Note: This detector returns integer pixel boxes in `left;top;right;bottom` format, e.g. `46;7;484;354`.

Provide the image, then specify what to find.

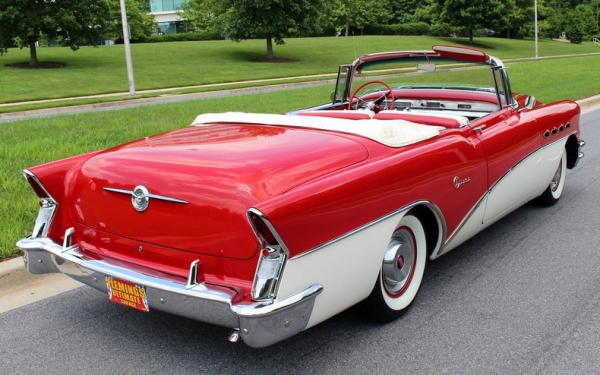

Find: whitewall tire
535;150;567;206
362;214;427;322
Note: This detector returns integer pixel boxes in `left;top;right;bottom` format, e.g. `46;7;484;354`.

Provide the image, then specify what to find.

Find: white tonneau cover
192;112;444;148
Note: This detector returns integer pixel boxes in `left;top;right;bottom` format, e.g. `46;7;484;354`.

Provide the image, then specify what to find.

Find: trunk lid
71;124;368;260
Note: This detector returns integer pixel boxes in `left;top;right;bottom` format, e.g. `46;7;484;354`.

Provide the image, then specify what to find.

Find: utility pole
534;0;539;59
119;0;136;96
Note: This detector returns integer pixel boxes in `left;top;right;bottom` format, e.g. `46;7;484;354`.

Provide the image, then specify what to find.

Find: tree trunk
469;27;474;42
266;37;273;60
29;39;38;67
345;24;350;37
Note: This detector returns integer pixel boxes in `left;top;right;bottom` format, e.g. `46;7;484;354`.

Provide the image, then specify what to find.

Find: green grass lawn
1;54;600;259
2;36;600;104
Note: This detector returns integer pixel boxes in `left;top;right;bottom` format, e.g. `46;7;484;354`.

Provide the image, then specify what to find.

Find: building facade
149;0;185;34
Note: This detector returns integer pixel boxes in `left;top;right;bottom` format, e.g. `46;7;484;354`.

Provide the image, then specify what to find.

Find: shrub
430;23;455;37
568;32;583;44
366;22;431;36
115;31;222;44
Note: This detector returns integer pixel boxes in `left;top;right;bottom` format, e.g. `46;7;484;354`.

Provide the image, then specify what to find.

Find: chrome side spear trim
104;187;188;204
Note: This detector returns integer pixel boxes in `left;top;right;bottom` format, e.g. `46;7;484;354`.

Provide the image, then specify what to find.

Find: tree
591;0;600;29
387;0;436;24
107;0;155;41
182;0;221;32
496;0;534;38
328;0;390;36
564;4;599;42
438;0;506;41
0;0;110;67
184;0;327;60
545;2;598;40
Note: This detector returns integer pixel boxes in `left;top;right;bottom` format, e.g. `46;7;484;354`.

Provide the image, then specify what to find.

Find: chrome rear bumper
16;236;322;348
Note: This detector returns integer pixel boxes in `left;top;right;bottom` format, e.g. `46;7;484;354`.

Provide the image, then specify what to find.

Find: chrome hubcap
382;228;416;296
550;160;563;192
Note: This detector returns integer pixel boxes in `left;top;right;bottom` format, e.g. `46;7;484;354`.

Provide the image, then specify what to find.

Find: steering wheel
348;80;395;111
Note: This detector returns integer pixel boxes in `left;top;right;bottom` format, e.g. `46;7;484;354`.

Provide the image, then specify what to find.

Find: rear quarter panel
258;132;487;325
257;132;487;259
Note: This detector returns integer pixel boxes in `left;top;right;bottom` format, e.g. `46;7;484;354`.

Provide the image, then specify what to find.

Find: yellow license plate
105;276;149;312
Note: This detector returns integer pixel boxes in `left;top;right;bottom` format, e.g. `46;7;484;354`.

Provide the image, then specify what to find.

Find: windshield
351;57;498;97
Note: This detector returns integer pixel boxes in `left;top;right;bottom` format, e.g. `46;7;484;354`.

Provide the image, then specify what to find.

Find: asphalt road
1;109;599;375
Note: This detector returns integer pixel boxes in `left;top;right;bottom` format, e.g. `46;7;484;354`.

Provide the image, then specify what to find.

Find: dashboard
381;99;498;120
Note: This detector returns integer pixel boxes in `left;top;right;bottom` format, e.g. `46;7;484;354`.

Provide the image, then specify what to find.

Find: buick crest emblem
132;185;150;212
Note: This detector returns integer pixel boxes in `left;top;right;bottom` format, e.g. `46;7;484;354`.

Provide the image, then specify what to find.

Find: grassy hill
1;35;599;104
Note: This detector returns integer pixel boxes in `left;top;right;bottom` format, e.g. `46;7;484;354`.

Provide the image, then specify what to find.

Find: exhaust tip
228;329;241;343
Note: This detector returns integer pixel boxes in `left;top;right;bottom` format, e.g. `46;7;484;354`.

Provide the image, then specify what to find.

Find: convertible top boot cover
193;112;444;147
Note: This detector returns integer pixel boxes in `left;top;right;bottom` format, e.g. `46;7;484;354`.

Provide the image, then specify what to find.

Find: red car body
17;46;585;347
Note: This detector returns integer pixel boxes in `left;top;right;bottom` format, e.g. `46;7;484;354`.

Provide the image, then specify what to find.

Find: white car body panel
276;208;411;328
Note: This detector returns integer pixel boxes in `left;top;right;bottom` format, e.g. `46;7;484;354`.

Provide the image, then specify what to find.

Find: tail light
247;208;288;302
24;170;57;238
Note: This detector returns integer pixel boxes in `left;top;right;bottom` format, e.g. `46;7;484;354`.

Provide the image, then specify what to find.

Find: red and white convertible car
17;46;585;347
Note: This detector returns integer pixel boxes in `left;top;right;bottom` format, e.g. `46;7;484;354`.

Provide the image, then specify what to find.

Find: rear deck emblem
104;186;188;212
132;185;150;212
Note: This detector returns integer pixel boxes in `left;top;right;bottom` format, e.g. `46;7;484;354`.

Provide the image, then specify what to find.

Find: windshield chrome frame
332;64;353;104
332;51;514;110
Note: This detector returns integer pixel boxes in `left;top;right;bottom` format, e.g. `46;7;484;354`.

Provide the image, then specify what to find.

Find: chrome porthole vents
247;208;289;302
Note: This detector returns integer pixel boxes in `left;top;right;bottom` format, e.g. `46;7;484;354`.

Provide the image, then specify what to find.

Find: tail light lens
247;208;288;302
24;170;57;238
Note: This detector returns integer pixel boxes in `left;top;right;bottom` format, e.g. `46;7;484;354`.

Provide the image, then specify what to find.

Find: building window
150;0;184;13
156;21;187;34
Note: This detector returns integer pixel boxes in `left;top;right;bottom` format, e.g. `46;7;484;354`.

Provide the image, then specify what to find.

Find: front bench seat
374;111;468;128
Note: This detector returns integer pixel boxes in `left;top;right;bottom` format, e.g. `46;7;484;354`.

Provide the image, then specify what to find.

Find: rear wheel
535;151;567;207
362;214;427;322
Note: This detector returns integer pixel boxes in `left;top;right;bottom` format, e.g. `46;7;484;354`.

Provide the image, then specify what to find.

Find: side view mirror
524;95;536;110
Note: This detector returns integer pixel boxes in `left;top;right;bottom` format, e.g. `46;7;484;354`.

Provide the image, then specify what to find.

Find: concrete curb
0;253;81;314
0;79;333;123
577;94;600;113
0;257;24;279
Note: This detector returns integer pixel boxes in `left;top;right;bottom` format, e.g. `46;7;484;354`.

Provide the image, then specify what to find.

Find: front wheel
362;214;427;323
535;151;567;207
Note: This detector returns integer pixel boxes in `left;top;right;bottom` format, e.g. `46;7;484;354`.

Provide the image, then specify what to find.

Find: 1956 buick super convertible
17;46;585;348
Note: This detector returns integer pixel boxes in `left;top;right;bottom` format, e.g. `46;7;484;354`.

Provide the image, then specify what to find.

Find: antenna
352;30;357;60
